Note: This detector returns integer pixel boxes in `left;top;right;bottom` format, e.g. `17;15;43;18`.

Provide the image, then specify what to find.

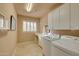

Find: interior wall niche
10;15;16;31
0;14;4;29
0;13;10;31
0;14;8;38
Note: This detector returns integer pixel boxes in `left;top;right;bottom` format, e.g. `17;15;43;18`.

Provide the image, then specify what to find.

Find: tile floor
15;41;43;56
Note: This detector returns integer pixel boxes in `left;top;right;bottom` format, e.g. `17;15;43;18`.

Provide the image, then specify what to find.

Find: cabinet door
42;39;51;56
51;45;70;56
71;4;79;30
48;10;54;30
53;8;60;29
59;4;70;29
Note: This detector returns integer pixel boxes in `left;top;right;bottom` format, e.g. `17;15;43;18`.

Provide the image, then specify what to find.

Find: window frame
23;21;37;32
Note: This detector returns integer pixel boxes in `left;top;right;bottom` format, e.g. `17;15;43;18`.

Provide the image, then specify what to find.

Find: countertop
51;39;79;56
35;33;79;56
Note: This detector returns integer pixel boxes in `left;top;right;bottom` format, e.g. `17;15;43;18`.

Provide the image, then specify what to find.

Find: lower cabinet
38;37;51;56
51;45;70;56
42;39;51;56
38;38;70;56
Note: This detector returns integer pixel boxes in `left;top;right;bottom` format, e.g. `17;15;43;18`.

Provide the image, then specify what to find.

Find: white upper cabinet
48;4;70;30
48;7;60;30
48;10;54;30
71;4;79;30
53;8;60;29
48;3;79;30
59;4;70;29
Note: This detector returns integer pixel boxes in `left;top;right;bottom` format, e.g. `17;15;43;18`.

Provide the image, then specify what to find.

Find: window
23;21;37;32
0;15;4;29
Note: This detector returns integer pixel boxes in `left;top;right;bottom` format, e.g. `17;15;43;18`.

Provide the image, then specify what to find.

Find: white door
71;4;79;30
59;4;70;29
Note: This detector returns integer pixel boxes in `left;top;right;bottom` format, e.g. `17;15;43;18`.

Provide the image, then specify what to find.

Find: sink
42;34;60;41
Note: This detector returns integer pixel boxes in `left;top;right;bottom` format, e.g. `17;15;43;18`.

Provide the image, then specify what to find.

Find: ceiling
14;3;61;18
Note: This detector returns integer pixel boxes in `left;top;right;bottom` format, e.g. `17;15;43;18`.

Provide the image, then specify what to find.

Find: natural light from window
23;21;37;32
0;16;4;28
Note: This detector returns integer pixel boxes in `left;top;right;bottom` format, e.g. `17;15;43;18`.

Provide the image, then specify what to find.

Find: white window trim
23;21;37;32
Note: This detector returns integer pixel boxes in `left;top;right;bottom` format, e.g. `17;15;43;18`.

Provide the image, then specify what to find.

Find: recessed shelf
0;14;9;31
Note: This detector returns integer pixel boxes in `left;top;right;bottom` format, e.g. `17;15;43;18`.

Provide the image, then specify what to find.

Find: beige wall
40;14;48;33
0;4;17;55
17;15;40;43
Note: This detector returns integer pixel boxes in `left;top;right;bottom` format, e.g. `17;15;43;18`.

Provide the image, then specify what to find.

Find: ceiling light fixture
26;3;33;12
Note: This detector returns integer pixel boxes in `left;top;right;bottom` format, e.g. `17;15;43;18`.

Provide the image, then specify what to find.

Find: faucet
59;35;61;39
